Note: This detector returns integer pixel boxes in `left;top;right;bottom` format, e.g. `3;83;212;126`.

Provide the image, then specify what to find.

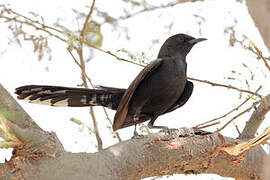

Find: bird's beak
188;38;207;44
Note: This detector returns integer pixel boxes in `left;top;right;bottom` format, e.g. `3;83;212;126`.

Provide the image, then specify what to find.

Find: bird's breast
142;59;186;107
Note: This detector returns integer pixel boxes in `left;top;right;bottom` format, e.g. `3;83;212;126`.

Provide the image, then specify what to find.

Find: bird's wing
112;59;163;131
164;80;194;113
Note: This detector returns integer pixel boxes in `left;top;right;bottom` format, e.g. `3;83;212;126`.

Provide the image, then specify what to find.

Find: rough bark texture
240;95;270;139
263;155;270;180
0;131;267;180
246;0;270;51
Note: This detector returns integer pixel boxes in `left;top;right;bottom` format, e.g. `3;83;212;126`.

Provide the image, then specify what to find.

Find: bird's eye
177;38;183;43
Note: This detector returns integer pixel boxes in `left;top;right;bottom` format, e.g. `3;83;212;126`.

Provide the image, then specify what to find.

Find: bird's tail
15;85;125;110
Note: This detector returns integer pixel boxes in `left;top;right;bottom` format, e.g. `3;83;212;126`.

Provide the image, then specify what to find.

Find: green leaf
247;94;257;101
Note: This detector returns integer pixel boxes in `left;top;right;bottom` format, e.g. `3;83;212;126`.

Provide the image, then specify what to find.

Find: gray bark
246;0;270;51
0;131;267;180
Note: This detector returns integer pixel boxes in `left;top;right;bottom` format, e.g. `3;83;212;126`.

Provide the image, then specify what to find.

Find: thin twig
67;49;83;68
102;107;122;141
1;8;136;66
67;48;122;142
80;0;96;37
89;106;103;150
108;1;199;22
7;8;64;34
1;15;66;42
196;99;249;128
196;86;262;128
188;77;262;98
75;0;104;150
233;121;241;136
84;42;145;67
216;101;260;132
250;41;270;72
70;117;92;133
196;121;220;130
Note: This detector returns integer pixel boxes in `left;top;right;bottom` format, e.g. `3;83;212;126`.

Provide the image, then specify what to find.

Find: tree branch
76;0;104;150
1;130;267;180
67;49;122;143
240;94;270;139
188;77;262;98
250;41;270;72
246;0;270;51
80;0;96;37
216;101;260;132
0;83;63;150
0;15;66;43
97;0;203;24
196;86;262;129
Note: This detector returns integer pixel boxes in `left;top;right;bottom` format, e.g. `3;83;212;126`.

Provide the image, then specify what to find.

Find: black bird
15;34;206;134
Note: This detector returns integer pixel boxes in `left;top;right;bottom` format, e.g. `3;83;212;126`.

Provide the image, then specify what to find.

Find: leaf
117;48;149;64
247;94;257;101
66;33;78;50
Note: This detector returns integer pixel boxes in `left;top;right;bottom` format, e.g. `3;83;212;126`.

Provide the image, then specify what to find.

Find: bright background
0;0;269;179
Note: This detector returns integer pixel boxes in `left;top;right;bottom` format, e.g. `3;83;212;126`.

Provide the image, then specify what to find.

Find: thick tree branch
240;94;270;139
0;83;44;145
0;83;63;154
246;0;270;51
1;130;267;180
264;155;270;179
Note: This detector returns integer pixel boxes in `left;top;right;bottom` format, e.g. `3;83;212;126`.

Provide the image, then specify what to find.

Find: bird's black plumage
15;33;206;132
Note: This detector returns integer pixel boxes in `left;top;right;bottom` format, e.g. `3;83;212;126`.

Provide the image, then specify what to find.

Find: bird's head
158;34;206;58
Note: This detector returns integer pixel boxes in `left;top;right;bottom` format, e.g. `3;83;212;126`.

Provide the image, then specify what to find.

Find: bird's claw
160;128;178;135
132;131;144;139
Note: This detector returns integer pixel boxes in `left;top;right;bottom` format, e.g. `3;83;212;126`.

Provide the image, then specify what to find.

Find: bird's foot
159;127;195;137
160;128;179;135
177;127;195;137
132;130;144;139
147;124;176;135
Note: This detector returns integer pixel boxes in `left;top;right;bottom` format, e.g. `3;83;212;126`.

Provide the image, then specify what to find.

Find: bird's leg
133;122;139;136
147;117;169;130
148;117;179;135
132;114;144;139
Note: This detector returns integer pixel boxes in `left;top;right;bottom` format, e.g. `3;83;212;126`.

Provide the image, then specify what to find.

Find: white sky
0;0;269;179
